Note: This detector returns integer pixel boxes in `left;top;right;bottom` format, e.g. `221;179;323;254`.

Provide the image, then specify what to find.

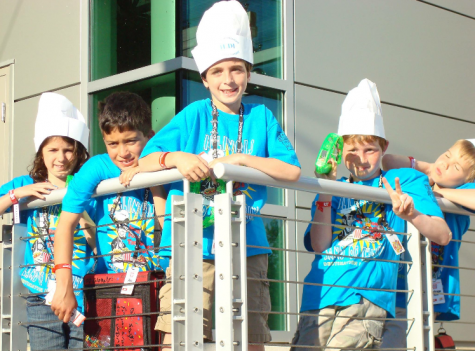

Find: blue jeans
26;296;83;350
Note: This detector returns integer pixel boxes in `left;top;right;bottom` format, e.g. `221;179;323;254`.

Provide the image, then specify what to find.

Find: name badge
121;266;139;295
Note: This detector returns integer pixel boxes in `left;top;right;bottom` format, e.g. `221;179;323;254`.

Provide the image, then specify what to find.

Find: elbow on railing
287;166;302;182
435;230;452;246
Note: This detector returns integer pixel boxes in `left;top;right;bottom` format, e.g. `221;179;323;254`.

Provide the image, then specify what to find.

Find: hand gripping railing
2;164;472;351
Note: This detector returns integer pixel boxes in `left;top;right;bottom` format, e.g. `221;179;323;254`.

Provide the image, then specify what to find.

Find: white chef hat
466;139;475;146
191;0;253;74
34;93;89;152
337;78;386;139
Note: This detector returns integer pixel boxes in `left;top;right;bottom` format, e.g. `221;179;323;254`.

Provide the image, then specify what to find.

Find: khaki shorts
291;297;386;351
380;307;407;349
156;254;271;343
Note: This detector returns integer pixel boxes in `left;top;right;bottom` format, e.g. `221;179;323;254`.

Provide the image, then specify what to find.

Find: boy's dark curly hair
98;91;152;136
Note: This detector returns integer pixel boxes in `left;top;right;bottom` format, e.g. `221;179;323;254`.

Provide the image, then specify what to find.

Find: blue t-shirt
0;175;96;313
140;98;301;259
300;169;443;317
395;183;475;320
0;175;34;224
430;183;474;320
62;154;158;274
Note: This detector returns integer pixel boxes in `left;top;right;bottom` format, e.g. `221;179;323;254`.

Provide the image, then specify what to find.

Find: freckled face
343;140;385;181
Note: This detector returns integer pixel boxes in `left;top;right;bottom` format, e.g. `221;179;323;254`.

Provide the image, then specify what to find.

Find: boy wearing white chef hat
139;0;301;349
291;79;450;349
381;139;475;347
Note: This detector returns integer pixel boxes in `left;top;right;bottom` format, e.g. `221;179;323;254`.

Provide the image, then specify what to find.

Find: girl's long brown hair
28;136;89;183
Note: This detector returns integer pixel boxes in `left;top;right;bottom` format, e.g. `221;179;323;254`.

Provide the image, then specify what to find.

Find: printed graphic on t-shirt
201;138;259;221
203;134;254;155
106;198;156;273
21;206;95;304
277;132;295;151
431;242;444;280
325;198;391;266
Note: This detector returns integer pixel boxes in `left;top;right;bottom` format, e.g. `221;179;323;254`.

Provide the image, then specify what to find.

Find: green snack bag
315;133;343;174
190;178;227;228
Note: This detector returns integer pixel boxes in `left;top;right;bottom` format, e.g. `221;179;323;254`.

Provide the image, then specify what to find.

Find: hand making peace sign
383;177;415;221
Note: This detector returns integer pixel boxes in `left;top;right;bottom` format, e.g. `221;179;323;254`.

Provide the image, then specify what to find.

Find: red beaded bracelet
53;263;72;273
8;190;18;205
159;152;170;169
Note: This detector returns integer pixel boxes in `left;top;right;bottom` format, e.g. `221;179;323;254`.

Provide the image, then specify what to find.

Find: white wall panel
424;0;475;18
12;85;81;178
295;0;475;122
0;0;80;100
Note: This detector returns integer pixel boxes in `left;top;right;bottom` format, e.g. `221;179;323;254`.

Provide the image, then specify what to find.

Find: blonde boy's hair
343;135;389;151
453;139;475;182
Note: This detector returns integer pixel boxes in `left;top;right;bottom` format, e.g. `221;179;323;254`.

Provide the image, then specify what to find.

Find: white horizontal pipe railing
21;168;183;210
214;164;473;216
19;164;472;216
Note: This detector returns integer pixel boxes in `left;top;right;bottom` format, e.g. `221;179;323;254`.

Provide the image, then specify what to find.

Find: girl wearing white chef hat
0;92;96;349
382;139;475;346
292;79;450;350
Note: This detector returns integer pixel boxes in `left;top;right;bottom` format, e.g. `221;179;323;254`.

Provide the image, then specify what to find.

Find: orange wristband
53;263;72;273
159;152;170;169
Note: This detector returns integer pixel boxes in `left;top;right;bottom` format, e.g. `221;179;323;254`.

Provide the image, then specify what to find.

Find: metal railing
1;164;473;351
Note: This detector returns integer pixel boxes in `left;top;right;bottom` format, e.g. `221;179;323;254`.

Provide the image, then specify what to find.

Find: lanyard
210;100;244;159
38;206;55;259
109;188;150;263
339;172;389;241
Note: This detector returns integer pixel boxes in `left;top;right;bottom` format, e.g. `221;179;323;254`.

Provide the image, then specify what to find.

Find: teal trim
91;0;117;81
151;0;176;132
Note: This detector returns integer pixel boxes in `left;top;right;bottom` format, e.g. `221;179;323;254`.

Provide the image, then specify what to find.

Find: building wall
0;0;83;178
293;0;475;343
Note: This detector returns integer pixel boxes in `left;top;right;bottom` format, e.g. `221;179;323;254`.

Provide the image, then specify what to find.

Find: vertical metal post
406;223;430;351
1;224;28;351
421;235;435;351
214;182;247;350
0;225;11;351
171;180;203;351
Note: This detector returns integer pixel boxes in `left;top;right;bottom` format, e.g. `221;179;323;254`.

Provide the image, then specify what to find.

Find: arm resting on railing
140;151;211;182
433;187;475;212
408;211;451;246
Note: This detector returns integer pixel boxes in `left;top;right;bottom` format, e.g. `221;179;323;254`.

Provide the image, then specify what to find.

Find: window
90;0;283;80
